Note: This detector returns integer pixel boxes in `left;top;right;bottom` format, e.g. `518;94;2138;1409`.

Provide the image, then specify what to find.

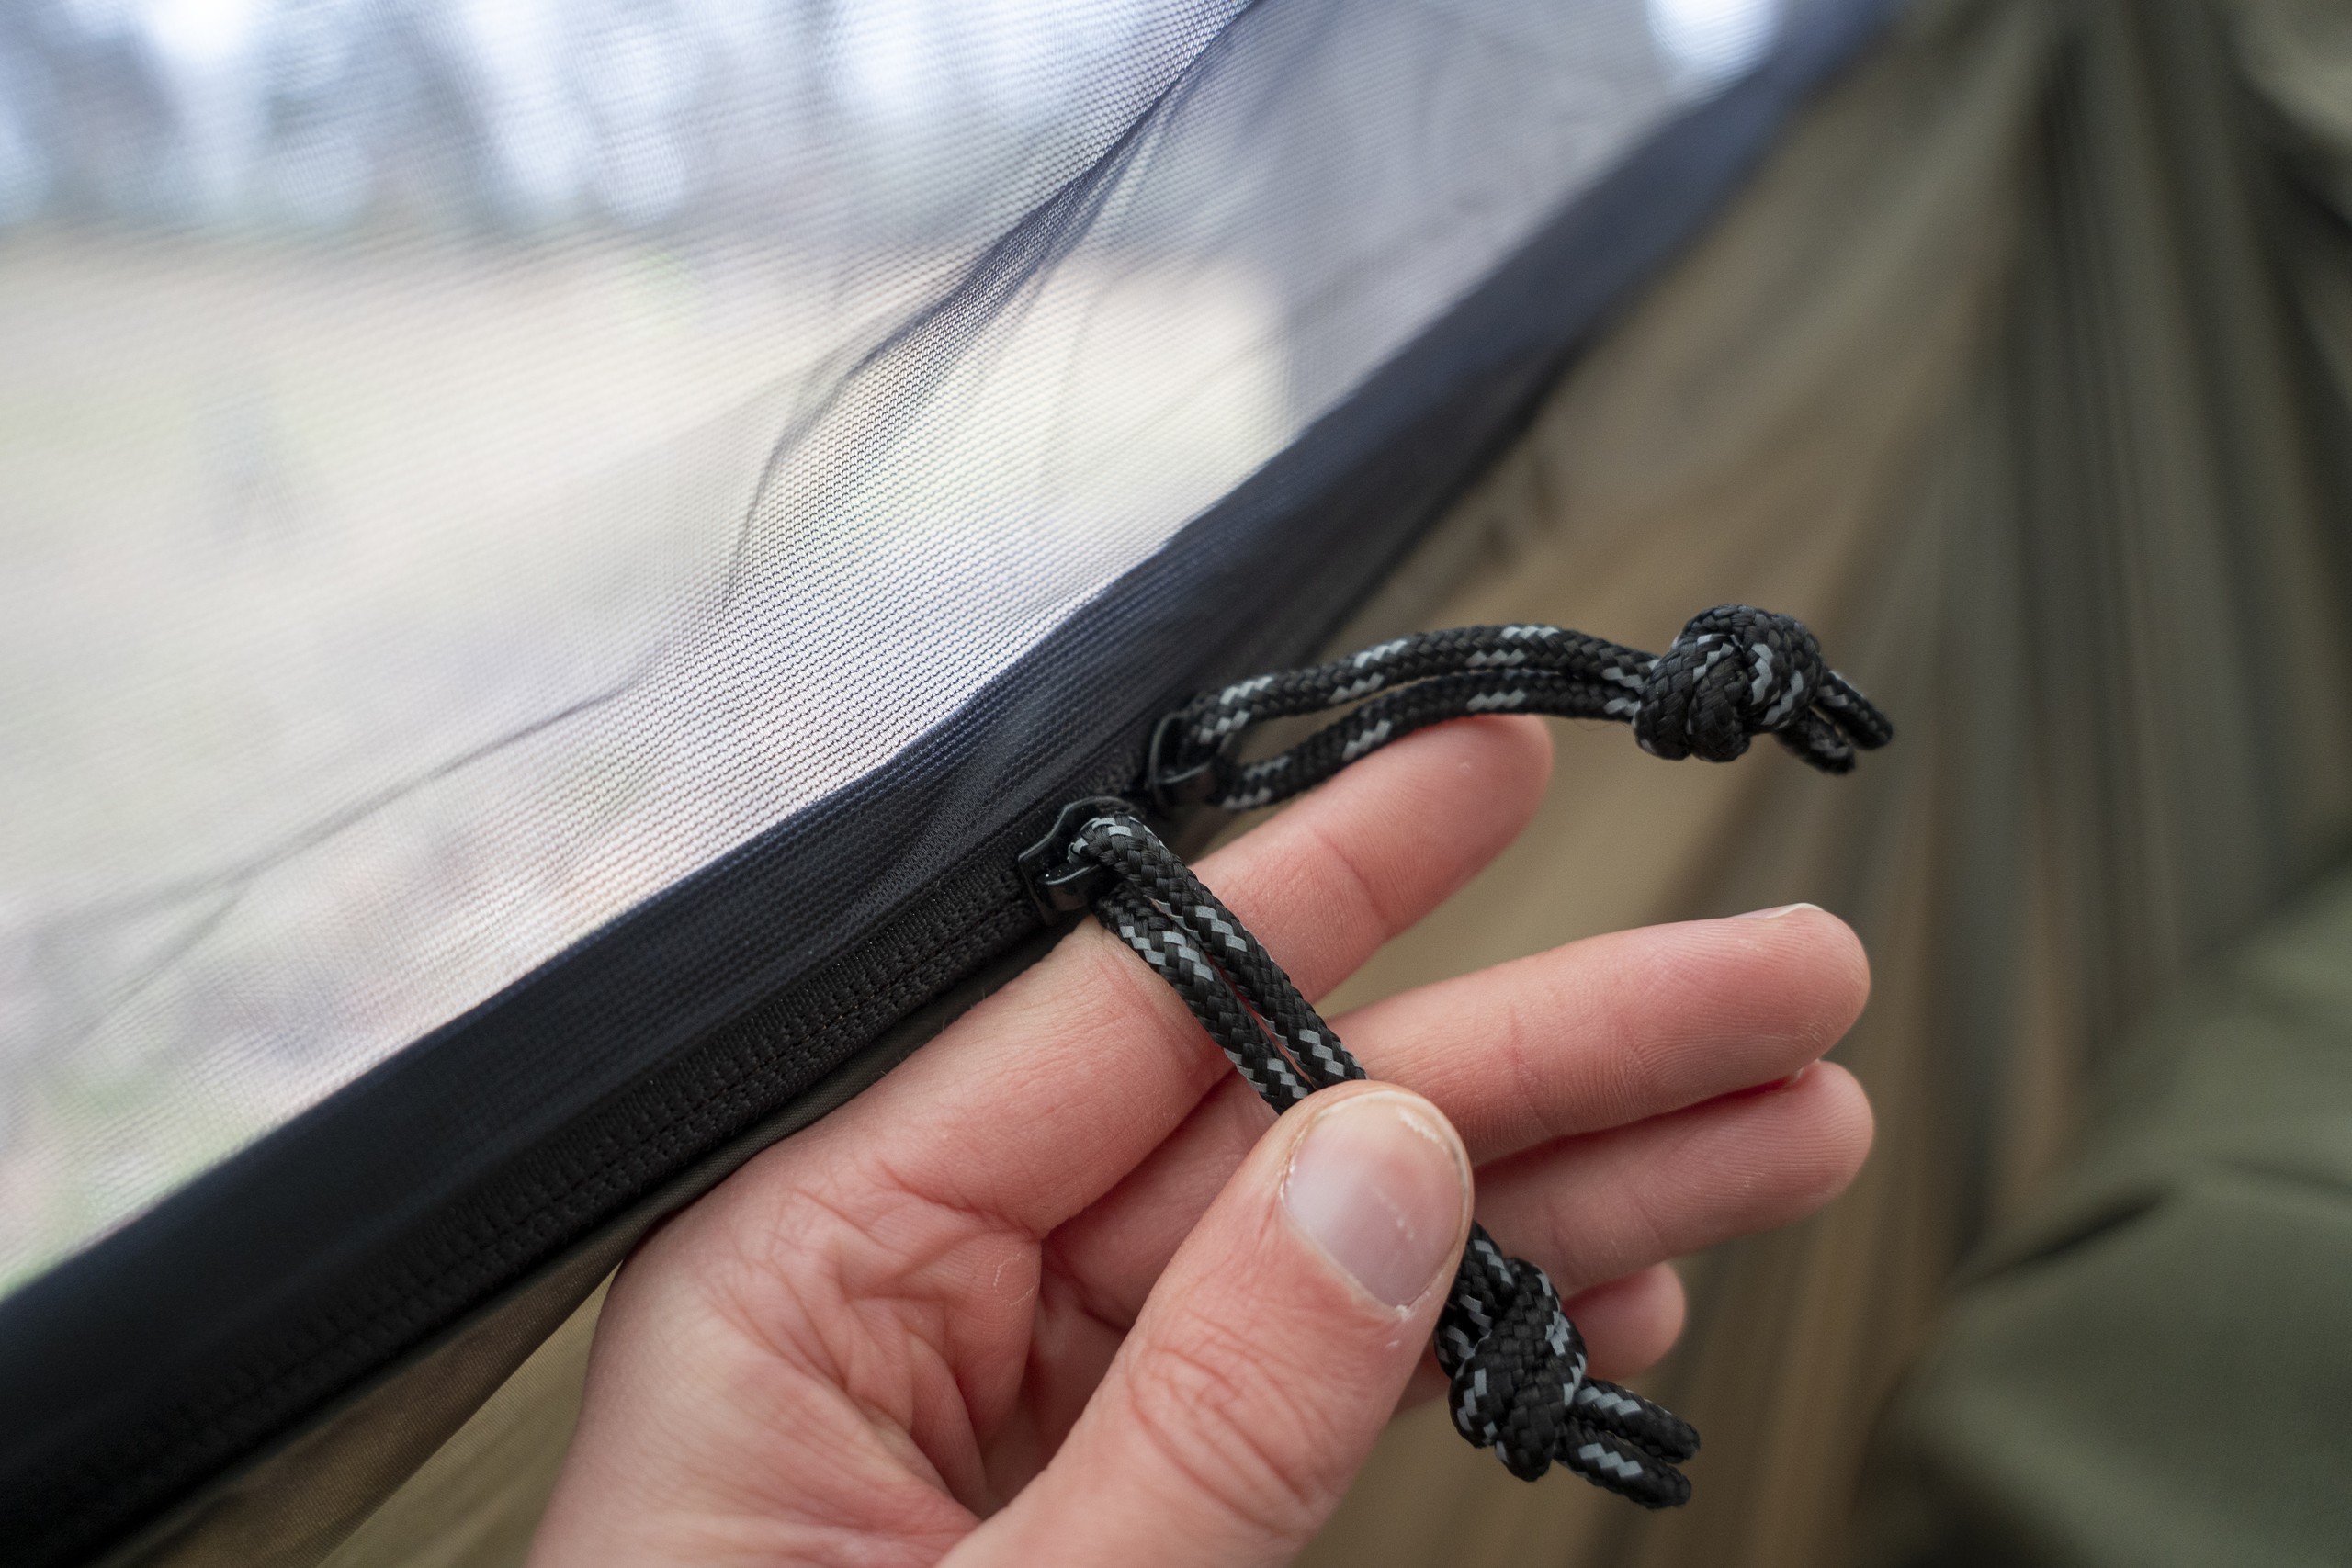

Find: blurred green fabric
1855;863;2352;1566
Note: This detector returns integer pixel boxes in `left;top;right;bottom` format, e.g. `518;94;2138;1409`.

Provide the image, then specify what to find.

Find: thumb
953;1085;1472;1568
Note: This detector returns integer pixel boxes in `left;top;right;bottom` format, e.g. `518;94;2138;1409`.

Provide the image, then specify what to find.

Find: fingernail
1734;902;1821;920
1282;1092;1468;1309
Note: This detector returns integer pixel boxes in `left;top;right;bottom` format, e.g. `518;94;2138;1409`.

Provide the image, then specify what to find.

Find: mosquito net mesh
1;0;1831;1288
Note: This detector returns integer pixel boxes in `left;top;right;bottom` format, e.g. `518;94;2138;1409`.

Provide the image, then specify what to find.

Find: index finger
804;714;1554;1237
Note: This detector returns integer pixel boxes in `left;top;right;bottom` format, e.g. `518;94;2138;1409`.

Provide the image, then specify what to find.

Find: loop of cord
1153;604;1893;812
1066;810;1701;1506
1031;606;1889;1506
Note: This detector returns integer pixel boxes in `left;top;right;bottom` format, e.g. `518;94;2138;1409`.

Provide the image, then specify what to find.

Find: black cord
1148;604;1892;812
1022;606;1892;1506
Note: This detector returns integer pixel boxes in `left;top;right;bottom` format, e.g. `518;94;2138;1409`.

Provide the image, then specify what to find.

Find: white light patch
1647;0;1780;85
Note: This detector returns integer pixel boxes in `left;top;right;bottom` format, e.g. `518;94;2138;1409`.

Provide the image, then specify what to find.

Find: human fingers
1467;1061;1873;1296
1340;903;1871;1165
804;715;1551;1239
1048;1055;1866;1354
1046;909;1868;1319
948;1086;1472;1568
1382;1067;1871;1411
1561;1265;1687;1382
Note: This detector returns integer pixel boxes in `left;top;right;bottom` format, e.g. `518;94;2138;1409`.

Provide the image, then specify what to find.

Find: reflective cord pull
1018;606;1892;1506
1145;604;1893;813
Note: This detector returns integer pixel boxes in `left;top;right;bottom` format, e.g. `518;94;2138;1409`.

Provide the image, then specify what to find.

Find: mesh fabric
0;0;1793;1287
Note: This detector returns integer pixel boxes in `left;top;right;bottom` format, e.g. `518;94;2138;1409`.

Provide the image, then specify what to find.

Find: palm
531;717;1873;1567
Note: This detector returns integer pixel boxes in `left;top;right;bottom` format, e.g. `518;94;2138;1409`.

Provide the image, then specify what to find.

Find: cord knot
1444;1240;1586;1480
1634;604;1828;765
1147;604;1890;812
1437;1229;1698;1505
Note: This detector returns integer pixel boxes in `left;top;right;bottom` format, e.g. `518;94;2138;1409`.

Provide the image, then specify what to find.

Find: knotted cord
1022;606;1892;1506
1148;604;1893;813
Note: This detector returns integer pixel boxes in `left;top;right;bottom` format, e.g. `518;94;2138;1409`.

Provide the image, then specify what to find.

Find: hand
526;716;1873;1567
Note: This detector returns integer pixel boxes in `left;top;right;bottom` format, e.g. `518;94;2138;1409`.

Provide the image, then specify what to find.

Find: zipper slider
1014;795;1138;920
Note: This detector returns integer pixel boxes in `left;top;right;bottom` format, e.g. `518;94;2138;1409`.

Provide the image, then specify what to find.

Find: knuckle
1611;1159;1679;1265
1568;953;1663;1126
1487;983;1566;1145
